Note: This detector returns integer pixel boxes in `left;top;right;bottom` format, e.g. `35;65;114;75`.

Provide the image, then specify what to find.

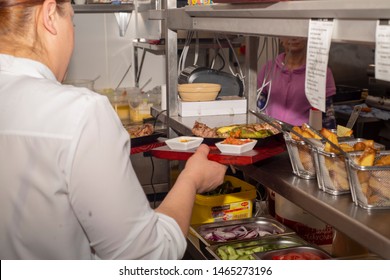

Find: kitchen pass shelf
73;3;135;13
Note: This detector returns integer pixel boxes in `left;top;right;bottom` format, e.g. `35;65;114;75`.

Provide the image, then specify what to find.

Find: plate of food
215;138;257;154
191;121;283;146
125;123;166;147
165;136;204;151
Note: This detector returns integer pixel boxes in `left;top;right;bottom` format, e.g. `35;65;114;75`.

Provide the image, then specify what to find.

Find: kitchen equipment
346;105;362;129
314;146;351;195
365;95;390;111
283;132;317;180
109;91;131;126
124;87;156;124
206;234;309;260
190;216;295;247
346;150;390;210
312;136;385;196
140;77;152;92
334;85;363;103
115;63;132;91
253;245;332;260
249;110;321;179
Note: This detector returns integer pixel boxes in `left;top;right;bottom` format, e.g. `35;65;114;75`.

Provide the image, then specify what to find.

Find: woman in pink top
257;37;337;128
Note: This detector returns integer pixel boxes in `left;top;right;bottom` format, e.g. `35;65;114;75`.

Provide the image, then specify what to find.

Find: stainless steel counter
237;152;390;259
151;107;390;259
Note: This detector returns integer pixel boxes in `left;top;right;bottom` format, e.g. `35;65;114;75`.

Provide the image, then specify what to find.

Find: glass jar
109;92;131;126
127;88;154;124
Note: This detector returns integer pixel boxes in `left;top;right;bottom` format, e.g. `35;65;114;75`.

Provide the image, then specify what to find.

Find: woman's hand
181;144;228;194
155;144;227;235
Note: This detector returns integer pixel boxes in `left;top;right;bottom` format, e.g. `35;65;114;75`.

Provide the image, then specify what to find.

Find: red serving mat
150;141;285;165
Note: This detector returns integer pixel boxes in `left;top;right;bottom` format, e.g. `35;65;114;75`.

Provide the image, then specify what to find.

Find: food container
253;246;332;260
190;216;295;247
346;150;390;210
206;235;308;260
109;93;131;125
165;136;203;151
338;138;385;152
314;139;386;195
283;132;317;179
125;87;152;124
191;176;256;225
215;139;257;154
314;147;351;195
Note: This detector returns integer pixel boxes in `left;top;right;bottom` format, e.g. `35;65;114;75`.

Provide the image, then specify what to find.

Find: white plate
215;139;257;154
165;136;204;151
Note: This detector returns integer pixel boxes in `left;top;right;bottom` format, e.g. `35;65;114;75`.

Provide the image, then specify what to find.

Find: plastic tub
191;176;256;225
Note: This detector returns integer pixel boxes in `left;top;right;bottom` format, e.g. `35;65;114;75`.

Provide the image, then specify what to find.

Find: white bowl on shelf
215;139;257;154
165;136;204;151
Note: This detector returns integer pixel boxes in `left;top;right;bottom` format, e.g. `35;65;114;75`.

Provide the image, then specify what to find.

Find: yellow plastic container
191;176;256;224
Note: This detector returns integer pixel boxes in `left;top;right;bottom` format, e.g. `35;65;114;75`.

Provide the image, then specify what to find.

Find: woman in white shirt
0;0;227;259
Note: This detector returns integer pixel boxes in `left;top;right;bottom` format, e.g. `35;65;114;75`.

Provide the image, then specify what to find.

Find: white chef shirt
0;54;186;260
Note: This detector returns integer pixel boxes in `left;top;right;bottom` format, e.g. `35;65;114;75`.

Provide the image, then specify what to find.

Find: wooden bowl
178;83;221;102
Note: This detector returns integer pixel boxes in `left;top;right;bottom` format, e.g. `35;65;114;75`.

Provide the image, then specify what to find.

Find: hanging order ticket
305;19;334;112
375;20;390;82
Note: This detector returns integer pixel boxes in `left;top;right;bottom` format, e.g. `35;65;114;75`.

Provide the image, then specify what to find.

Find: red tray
150;141;286;165
131;141;165;155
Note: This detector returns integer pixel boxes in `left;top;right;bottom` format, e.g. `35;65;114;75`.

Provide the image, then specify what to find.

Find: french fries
290;124;321;141
358;147;376;166
374;155;390;166
339;143;354;152
336;125;354;137
321;128;340;153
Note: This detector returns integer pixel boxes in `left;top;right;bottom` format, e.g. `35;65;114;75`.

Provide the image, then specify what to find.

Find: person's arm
68;95;226;259
156;144;227;235
323;96;337;129
323;68;337;129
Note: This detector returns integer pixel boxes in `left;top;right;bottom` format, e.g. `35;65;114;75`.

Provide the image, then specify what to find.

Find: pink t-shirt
257;53;336;126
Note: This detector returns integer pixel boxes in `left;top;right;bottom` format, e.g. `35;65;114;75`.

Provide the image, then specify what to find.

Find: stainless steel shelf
237;152;390;259
185;0;390;19
133;41;165;52
73;3;134;13
166;0;390;44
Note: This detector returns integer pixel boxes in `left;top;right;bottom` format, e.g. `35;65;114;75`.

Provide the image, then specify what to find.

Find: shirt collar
0;54;57;82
